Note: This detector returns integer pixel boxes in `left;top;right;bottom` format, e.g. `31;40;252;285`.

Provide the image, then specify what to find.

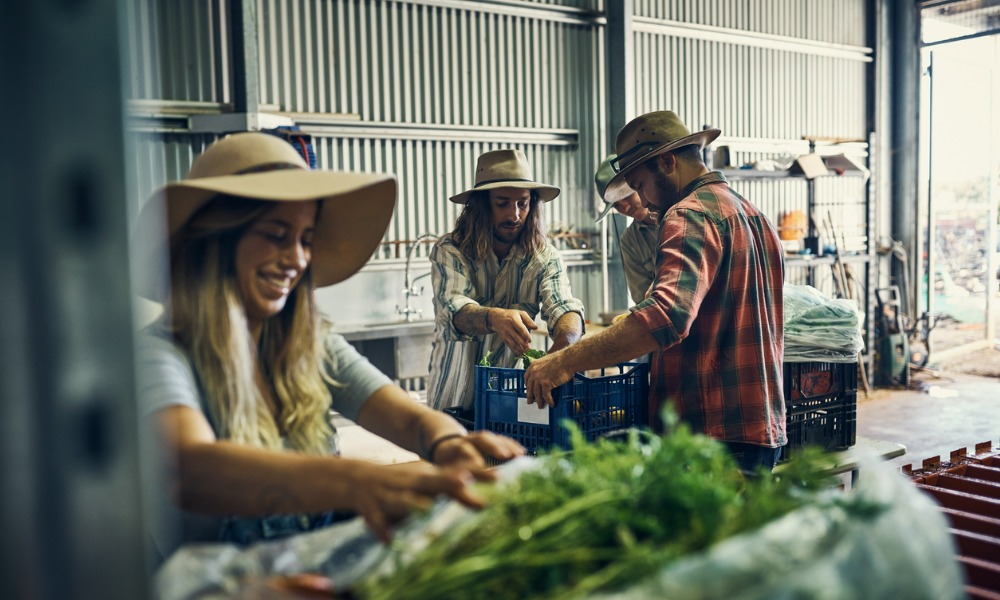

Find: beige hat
449;148;560;204
603;111;720;203
132;132;397;300
593;154;618;222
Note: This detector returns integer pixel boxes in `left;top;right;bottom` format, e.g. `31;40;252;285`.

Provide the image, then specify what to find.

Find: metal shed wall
123;0;875;324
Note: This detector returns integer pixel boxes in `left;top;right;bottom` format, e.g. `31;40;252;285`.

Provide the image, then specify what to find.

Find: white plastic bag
589;456;964;600
784;284;865;363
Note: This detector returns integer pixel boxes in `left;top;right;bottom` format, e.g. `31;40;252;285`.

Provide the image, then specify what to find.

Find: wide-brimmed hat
132;132;397;301
594;154;618;222
603;111;720;203
449;149;560;204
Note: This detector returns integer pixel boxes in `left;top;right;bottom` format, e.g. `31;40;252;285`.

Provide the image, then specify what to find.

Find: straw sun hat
602;111;720;203
132;132;397;301
449;148;560;204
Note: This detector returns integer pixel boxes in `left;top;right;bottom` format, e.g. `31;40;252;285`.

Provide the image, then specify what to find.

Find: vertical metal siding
633;33;867;141
257;1;599;131
123;0;230;103
124;133;220;209
636;0;868;46
122;0;873;327
250;1;605;266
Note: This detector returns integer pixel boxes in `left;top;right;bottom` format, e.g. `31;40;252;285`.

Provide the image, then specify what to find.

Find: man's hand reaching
488;308;537;357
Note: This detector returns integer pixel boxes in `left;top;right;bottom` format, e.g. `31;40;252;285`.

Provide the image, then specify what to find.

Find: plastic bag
784;284;865;363
154;458;539;600
589;456;964;600
156;457;962;600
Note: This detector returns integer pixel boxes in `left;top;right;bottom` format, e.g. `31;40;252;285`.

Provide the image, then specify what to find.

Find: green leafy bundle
357;419;865;600
520;348;546;368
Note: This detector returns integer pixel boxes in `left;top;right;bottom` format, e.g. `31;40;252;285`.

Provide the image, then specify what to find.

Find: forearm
550;311;583;349
356;385;467;460
175;441;362;516
453;304;492;336
551;315;657;373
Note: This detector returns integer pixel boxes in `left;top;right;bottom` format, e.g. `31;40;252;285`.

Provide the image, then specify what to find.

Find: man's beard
653;171;684;212
493;222;522;245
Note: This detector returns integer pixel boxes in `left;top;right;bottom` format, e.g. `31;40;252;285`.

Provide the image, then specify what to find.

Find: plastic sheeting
784;284;865;363
155;456;962;600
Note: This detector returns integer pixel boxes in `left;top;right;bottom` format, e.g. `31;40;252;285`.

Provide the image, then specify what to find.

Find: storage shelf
786;253;872;267
720;168;867;180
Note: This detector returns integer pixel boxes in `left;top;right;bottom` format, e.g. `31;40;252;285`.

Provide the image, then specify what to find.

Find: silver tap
396;233;439;322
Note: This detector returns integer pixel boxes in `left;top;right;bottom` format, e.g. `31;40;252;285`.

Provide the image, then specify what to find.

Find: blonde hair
451;189;546;261
164;195;334;454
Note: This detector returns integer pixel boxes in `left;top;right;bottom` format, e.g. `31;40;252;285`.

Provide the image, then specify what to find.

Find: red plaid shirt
631;172;786;447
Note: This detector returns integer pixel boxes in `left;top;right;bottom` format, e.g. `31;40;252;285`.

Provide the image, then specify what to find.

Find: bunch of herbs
356;416;864;600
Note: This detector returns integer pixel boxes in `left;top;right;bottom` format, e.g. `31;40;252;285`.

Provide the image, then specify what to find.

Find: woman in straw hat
134;132;523;557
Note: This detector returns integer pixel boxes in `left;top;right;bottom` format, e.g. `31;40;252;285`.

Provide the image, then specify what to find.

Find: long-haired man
428;149;585;410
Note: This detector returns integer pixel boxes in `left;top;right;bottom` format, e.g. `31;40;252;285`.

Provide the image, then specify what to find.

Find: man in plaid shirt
525;111;786;472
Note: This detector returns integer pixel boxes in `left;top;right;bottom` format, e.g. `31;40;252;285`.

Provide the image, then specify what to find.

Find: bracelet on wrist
485;308;493;332
426;433;467;463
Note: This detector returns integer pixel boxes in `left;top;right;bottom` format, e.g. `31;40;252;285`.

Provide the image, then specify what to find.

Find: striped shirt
631;172;786;447
428;234;585;410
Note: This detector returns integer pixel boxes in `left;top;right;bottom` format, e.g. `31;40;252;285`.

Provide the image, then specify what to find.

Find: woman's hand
488;308;537;356
431;431;526;478
346;462;485;543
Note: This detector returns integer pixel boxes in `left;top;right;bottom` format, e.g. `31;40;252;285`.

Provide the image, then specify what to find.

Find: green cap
594;154;617;222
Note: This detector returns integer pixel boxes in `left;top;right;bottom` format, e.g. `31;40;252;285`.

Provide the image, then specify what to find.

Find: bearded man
525;111;787;473
428;149;585;410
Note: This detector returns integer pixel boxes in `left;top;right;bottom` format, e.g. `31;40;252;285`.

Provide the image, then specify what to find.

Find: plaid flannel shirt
631;172;787;447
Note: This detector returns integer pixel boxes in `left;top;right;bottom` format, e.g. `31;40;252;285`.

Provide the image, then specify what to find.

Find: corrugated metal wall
124;0;609;325
627;0;873;299
123;0;875;323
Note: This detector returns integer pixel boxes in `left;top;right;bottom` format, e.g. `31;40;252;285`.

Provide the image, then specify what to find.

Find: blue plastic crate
472;362;649;453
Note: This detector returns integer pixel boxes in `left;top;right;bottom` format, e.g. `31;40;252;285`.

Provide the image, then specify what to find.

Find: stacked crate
904;442;1000;599
783;361;858;459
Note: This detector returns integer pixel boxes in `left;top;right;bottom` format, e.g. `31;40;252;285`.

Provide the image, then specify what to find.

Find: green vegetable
477;351;493;367
520;348;546;368
355;414;881;600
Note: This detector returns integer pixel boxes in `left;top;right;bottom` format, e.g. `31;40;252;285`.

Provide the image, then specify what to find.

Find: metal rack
721;156;876;378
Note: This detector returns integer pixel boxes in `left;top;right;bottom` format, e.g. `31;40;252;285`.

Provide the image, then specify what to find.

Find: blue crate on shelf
472;362;649;454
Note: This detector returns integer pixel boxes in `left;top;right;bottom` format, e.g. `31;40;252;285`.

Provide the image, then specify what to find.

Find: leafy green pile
356;418;871;600
520;348;546;368
477;349;546;368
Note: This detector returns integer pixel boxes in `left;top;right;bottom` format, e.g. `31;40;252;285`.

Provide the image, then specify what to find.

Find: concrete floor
338;356;1000;471
857;365;1000;471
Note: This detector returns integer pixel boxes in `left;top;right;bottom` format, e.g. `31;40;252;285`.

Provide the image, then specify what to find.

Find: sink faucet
396;233;439;322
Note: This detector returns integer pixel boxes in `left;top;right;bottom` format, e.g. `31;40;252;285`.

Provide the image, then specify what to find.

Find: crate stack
903;442;1000;599
782;361;858;459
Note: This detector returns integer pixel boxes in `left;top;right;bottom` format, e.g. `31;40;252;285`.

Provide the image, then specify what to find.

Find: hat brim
132;169;397;301
603;129;721;203
594;199;617;223
449;180;560;204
